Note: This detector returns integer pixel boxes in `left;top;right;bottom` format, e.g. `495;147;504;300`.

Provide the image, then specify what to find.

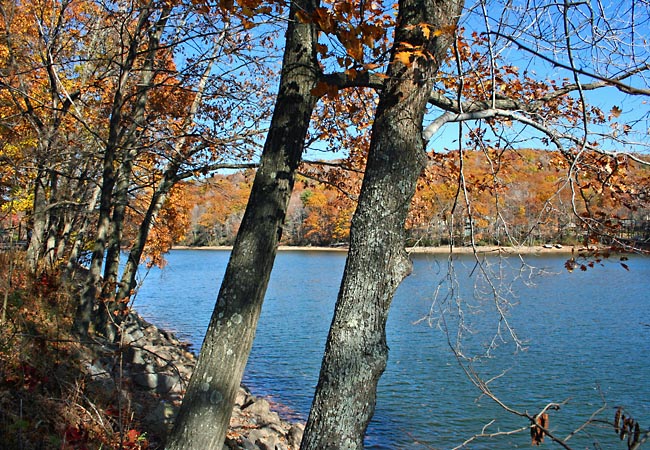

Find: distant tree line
177;149;650;248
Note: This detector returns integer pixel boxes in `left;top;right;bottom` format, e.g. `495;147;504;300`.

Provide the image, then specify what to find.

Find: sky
306;0;649;161
185;0;650;164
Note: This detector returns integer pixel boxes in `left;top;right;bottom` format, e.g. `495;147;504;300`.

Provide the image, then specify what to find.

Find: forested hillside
177;148;650;248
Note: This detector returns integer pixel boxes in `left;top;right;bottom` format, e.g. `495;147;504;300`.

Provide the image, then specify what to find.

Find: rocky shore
81;312;304;449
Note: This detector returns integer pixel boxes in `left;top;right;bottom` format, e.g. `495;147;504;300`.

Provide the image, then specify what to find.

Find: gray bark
165;1;320;448
65;184;101;278
301;0;464;448
26;168;48;272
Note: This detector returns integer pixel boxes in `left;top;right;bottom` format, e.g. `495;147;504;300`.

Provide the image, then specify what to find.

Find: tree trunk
65;184;101;279
98;153;134;340
75;5;166;337
74;153;115;336
301;1;463;448
43;170;60;269
116;161;180;304
26;166;48;272
165;1;319;448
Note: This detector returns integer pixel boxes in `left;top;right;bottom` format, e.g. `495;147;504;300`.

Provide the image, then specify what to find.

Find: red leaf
126;429;140;443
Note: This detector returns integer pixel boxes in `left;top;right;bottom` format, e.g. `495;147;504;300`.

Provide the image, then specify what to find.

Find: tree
302;0;650;447
300;0;464;447
300;186;354;245
0;0;274;336
165;0;322;447
1;0;279;338
3;0;647;446
163;0;648;445
77;1;177;336
0;0;104;274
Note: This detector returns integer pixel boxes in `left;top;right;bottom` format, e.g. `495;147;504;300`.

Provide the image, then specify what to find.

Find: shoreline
173;244;585;255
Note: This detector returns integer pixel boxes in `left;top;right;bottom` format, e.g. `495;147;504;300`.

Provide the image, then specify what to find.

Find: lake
134;249;650;449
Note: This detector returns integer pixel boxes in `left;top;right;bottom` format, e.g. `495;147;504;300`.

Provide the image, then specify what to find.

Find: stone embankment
81;313;304;450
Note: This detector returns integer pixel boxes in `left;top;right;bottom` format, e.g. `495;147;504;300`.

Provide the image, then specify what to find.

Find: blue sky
186;0;650;164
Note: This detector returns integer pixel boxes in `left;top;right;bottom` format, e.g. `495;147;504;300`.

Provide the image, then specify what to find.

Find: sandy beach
173;244;582;254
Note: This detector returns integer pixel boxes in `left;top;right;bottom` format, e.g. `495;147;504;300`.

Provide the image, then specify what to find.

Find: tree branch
320;71;385;91
423;108;650;167
491;32;650;96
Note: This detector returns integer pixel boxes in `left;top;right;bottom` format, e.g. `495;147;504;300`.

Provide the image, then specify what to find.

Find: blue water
134;249;650;449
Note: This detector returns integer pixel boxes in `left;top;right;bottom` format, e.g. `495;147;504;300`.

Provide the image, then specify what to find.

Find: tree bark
165;1;320;448
26;166;48;272
301;0;463;448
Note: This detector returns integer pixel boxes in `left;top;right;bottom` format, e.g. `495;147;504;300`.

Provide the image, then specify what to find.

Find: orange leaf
420;24;431;39
364;62;382;70
394;51;412;66
346;39;364;61
126;429;140;443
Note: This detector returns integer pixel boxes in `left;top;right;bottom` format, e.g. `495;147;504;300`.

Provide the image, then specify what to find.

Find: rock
142;400;177;437
246;427;285;450
287;423;304;449
239;436;261;450
224;436;243;450
235;385;254;407
155;373;182;394
124;346;146;365
243;397;281;427
133;371;158;390
104;310;304;448
85;376;117;404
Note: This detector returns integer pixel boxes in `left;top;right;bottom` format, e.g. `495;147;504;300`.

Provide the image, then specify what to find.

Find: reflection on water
134;249;650;449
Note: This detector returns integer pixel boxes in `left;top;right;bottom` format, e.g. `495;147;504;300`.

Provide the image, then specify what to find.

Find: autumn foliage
177;148;650;248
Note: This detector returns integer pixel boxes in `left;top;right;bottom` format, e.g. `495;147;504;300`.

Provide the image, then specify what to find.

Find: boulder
245;426;286;450
287;423;304;449
242;397;282;427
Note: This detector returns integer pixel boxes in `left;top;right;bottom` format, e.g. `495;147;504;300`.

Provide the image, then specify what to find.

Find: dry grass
0;251;150;450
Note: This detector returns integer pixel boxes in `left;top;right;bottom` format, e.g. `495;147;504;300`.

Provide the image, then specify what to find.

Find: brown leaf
345;38;364;61
294;10;311;24
313;8;334;33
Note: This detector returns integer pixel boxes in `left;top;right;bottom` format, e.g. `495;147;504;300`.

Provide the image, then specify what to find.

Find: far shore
172;244;592;255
